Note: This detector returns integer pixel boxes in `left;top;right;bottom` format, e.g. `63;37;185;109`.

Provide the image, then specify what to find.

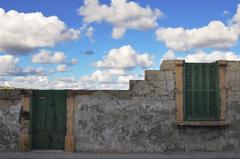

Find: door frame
19;90;75;152
31;90;67;149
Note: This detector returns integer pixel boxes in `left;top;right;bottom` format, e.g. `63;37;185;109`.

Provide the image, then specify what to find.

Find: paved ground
0;151;240;159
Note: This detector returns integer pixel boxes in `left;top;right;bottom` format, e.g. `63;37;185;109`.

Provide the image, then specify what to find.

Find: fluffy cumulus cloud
80;68;143;89
79;0;162;39
32;50;66;64
184;51;240;62
69;58;78;65
78;45;152;89
162;50;175;60
32;50;78;69
86;26;94;39
0;74;142;90
80;71;142;89
156;21;238;51
162;50;240;63
20;67;44;76
56;64;69;72
1;76;49;89
94;45;154;70
0;55;45;76
0;45;150;89
231;4;240;34
156;4;240;51
0;8;80;54
81;69;125;82
0;55;20;75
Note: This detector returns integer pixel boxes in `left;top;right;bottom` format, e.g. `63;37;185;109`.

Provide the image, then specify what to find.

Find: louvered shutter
184;63;219;121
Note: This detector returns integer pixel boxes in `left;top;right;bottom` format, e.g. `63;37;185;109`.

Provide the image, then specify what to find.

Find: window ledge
176;121;230;126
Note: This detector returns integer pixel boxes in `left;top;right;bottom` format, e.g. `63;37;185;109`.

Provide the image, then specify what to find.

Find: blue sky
0;0;239;89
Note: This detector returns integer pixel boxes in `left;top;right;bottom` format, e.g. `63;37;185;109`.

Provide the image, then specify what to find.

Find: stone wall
74;60;240;152
0;60;240;152
0;90;21;151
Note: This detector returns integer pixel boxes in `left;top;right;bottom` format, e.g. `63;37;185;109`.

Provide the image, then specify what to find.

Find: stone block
235;71;240;81
227;90;240;101
0;100;20;109
65;135;75;152
22;96;30;112
0;90;6;99
119;91;132;99
6;90;21;100
164;71;175;81
160;60;177;71
231;81;240;91
130;80;150;96
149;81;166;91
166;80;175;91
19;134;31;152
226;71;236;84
227;61;240;71
148;90;169;97
144;70;165;81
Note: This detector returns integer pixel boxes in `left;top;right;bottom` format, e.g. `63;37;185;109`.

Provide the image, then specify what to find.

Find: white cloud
0;8;80;53
79;0;162;39
136;53;155;69
232;4;240;23
86;26;94;38
156;4;240;51
162;50;175;60
231;4;240;34
94;45;154;70
0;51;143;89
0;55;46;76
0;55;20;75
161;50;240;63
0;77;5;81
184;51;240;62
1;76;49;89
21;66;44;76
56;64;69;72
156;21;238;51
70;58;78;65
81;69;125;82
78;45;151;89
32;50;66;64
112;27;126;39
116;74;142;82
79;69;142;89
0;73;143;90
32;50;78;67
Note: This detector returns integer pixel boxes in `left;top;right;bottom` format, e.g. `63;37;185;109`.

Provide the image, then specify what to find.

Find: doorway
32;90;67;149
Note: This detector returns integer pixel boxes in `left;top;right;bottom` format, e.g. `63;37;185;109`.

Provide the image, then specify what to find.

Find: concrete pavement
0;151;240;159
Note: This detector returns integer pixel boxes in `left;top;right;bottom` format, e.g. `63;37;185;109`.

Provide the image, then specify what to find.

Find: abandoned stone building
1;60;240;152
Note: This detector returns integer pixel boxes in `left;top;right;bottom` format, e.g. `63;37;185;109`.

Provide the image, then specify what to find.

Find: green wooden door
32;90;52;149
32;90;67;149
184;63;220;121
51;91;67;149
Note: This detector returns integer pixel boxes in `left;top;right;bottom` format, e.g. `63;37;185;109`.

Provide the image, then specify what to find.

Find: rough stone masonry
0;90;21;151
1;60;240;152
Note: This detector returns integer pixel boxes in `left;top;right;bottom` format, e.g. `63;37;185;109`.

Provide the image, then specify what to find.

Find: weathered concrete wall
74;61;240;152
0;90;21;151
0;60;240;153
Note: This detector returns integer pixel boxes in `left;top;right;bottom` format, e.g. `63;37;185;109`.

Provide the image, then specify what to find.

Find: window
184;63;219;121
175;60;229;126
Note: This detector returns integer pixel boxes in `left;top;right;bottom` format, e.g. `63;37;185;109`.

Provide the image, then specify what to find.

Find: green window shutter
184;63;219;121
